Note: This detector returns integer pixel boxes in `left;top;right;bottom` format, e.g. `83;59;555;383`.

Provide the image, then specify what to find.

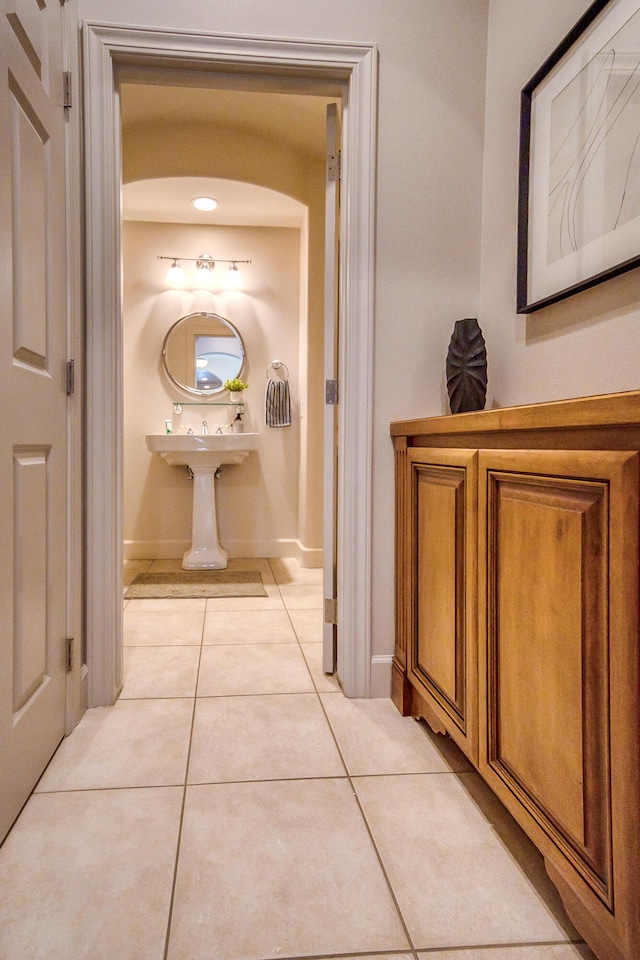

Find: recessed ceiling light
192;196;219;212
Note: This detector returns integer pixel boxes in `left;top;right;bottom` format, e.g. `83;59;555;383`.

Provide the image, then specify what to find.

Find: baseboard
293;540;323;569
223;539;297;559
370;655;393;698
124;540;189;560
123;538;322;563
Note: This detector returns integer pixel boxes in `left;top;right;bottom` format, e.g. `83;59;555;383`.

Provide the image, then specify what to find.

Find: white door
0;0;69;841
323;102;341;673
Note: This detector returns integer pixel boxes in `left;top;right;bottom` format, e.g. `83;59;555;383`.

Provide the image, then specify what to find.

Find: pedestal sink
146;433;259;570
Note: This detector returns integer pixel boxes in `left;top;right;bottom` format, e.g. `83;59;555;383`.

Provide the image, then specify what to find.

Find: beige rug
125;570;267;599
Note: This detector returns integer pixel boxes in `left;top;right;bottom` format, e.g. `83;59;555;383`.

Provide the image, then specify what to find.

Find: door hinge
66;638;74;672
324;598;338;625
66;359;75;395
327;150;341;182
325;379;339;405
63;71;72;108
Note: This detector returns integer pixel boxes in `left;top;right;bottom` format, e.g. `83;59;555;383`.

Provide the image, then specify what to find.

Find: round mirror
162;311;245;397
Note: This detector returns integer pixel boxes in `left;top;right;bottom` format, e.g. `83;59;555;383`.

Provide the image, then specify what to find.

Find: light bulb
195;255;216;288
165;260;185;286
226;262;242;289
192;196;218;212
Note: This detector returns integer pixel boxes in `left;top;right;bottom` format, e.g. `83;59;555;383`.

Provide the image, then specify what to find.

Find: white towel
265;378;291;427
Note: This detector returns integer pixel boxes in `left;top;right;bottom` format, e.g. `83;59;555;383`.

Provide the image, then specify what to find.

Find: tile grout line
161;603;207;960
239;951;414;960
30;766;486;796
158;561;321;959
267;562;416;958
270;559;419;958
220;943;591;960
414;938;591;954
312;692;419;960
268;558;332;698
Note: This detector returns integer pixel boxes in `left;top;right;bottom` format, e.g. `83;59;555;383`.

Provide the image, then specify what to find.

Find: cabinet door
408;448;477;762
478;449;639;958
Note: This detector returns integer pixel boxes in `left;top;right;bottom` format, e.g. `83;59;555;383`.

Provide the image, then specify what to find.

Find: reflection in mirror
162;312;245;397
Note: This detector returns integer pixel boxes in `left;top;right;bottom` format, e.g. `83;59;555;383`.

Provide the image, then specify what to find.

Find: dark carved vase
446;318;487;414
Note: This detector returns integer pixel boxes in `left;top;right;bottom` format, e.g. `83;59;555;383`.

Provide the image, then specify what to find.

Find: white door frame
323;102;340;674
63;0;88;732
82;22;377;704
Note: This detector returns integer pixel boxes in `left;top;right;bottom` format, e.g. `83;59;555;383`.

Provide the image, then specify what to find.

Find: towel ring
266;360;289;379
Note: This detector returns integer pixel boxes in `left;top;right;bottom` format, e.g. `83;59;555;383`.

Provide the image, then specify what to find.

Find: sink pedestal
183;465;228;569
145;433;259;572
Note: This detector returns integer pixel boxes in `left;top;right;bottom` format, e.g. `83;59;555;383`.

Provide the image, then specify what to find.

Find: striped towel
265;378;291;427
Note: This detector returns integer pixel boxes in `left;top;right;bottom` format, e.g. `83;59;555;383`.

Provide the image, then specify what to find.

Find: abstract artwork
518;0;640;312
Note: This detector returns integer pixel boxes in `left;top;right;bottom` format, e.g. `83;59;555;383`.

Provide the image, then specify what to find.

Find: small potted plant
224;378;249;402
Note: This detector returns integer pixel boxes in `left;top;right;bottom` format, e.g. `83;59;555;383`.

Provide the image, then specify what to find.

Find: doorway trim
82;22;377;703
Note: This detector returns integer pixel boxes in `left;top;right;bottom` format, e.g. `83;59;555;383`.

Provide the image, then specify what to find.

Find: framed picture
517;0;640;313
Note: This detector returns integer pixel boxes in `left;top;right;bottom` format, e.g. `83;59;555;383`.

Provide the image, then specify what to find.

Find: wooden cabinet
392;393;640;960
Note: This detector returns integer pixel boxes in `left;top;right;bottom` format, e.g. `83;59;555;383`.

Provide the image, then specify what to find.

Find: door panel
415;469;460;704
6;0;47;81
10;78;48;365
407;448;478;762
479;449;639;907
0;0;68;842
13;449;49;710
493;480;599;849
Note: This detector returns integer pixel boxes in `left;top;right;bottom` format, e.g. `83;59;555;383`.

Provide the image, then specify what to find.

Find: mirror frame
161;311;246;398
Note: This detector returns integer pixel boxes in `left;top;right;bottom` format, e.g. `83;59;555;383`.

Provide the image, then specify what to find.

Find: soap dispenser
232;411;244;433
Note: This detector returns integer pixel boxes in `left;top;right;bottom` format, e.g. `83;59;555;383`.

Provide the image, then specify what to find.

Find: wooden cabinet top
390;389;640;450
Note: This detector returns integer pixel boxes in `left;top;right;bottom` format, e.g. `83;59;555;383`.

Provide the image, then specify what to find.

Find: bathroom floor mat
125;570;267;599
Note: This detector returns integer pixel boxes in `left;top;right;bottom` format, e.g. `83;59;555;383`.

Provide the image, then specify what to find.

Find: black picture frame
517;0;640;313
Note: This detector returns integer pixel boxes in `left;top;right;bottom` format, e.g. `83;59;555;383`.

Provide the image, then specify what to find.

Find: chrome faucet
201;420;209;435
181;424;194;435
215;425;224;435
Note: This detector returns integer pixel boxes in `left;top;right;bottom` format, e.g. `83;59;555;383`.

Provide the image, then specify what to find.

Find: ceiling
120;83;333;226
120;84;333;158
121;176;308;227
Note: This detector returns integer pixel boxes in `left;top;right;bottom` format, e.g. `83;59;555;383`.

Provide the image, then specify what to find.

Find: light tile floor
0;558;597;960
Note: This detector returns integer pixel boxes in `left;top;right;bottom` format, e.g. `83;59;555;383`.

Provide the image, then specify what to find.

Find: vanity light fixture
157;255;252;289
164;259;185;285
192;196;219;212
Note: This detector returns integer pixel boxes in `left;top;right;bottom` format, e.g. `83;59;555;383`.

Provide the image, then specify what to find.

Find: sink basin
146;432;259;468
146;433;259;569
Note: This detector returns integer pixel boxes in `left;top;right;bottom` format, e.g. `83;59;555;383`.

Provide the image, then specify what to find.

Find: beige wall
80;0;640;683
80;0;490;670
123;220;314;560
480;0;640;407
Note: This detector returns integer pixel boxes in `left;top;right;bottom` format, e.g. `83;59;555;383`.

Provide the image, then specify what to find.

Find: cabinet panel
479;449;639;931
407;449;477;761
416;470;458;703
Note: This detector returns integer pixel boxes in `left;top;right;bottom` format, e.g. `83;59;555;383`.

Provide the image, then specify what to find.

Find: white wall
123;220;307;560
480;0;640;408
79;0;490;677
